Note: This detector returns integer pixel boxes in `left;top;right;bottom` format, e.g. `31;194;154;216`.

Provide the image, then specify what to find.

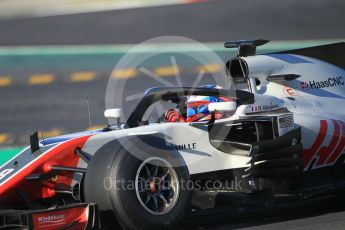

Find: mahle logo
301;77;344;90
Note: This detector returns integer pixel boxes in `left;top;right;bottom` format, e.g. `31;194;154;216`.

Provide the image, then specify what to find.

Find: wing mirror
104;108;122;125
208;101;237;113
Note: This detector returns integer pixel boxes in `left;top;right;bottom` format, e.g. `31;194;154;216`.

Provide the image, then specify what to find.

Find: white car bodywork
81;51;345;176
244;53;345;170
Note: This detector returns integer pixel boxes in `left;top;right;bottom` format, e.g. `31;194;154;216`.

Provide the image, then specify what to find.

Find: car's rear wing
224;39;270;57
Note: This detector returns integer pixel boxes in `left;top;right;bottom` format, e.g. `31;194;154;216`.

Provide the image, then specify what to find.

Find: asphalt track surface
182;195;345;230
1;0;345;229
0;0;344;45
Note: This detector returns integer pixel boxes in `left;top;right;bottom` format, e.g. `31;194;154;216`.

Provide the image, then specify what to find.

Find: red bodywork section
32;204;89;230
0;135;92;205
304;119;345;170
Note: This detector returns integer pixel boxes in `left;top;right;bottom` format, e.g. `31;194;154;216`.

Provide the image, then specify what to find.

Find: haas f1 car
1;40;345;230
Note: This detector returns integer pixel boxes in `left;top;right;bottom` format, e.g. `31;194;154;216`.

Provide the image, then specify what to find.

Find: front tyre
84;144;191;230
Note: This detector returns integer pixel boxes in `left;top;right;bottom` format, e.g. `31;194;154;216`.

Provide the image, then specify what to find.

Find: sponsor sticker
300;77;344;90
249;104;279;112
173;143;197;151
283;86;301;96
38;214;65;226
304;119;345;170
32;206;88;230
0;168;14;180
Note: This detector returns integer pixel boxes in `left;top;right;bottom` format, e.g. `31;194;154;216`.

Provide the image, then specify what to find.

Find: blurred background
0;0;344;145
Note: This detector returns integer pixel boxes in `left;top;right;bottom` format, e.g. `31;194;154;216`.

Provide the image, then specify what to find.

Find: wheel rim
135;157;180;215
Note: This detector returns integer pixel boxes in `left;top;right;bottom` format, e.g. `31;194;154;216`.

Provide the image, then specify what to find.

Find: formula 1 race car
0;40;345;230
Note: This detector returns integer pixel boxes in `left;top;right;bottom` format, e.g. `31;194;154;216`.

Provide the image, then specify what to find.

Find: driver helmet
186;84;232;122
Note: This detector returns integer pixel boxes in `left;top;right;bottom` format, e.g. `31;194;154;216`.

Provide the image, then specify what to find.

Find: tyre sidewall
108;145;191;230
